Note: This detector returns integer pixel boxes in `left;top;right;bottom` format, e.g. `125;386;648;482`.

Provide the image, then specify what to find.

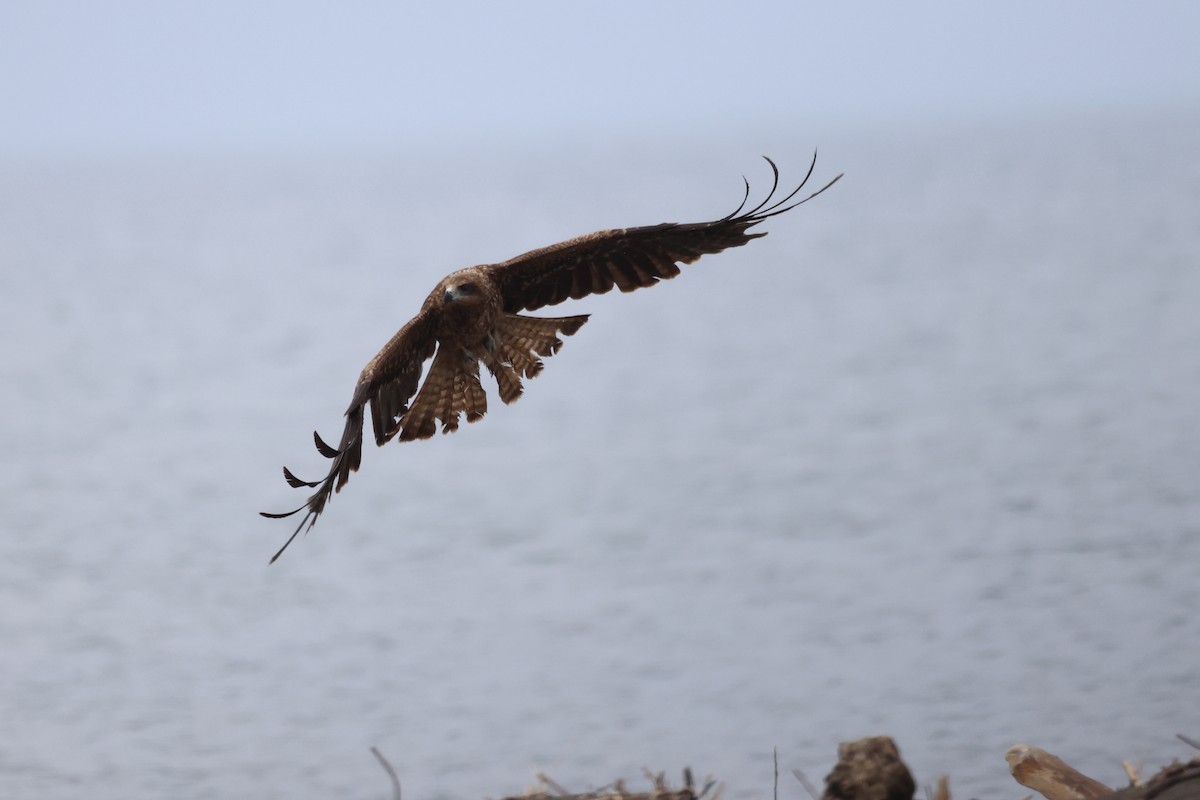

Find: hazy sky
2;1;1197;156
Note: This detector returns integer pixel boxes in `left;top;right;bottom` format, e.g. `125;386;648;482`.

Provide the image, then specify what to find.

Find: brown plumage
263;155;841;562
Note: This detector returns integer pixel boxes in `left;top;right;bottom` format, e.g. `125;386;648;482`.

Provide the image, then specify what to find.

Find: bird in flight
263;155;841;562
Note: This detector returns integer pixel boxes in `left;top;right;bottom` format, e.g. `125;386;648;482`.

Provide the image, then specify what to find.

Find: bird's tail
395;345;488;441
482;313;590;404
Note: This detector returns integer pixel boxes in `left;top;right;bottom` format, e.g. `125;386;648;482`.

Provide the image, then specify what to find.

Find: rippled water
2;112;1199;799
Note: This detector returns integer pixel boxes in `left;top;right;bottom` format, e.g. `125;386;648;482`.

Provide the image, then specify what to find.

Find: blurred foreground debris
501;767;721;800
822;737;916;800
368;734;1200;800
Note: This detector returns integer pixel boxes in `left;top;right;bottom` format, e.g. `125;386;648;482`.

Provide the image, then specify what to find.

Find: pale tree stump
1006;744;1113;800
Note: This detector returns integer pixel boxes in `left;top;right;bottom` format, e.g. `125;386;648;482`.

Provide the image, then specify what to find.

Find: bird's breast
438;298;498;349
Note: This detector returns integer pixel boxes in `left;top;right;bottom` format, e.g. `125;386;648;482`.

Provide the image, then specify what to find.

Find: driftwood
1007;744;1114;800
1008;744;1200;800
822;737;916;800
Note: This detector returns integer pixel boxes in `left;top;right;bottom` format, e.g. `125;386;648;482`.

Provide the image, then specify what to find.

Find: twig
1122;759;1141;786
536;772;573;797
933;775;950;800
370;747;402;800
791;769;821;800
640;768;668;792
773;748;779;800
1178;734;1200;752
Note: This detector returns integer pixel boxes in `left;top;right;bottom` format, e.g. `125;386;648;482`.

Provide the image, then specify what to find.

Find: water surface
2;112;1198;799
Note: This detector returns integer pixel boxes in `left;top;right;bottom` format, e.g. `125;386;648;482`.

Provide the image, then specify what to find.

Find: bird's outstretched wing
486;154;842;313
261;304;439;563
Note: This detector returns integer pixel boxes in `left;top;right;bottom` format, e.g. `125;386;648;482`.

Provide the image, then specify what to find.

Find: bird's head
439;267;492;309
442;281;481;305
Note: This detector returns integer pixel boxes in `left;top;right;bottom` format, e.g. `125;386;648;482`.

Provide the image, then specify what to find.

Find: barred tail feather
483;313;589;405
398;344;489;441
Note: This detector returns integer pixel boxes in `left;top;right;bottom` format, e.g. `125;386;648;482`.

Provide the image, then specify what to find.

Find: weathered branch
1006;744;1113;800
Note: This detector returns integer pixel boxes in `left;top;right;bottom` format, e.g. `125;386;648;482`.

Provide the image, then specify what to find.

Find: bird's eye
459;283;477;294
